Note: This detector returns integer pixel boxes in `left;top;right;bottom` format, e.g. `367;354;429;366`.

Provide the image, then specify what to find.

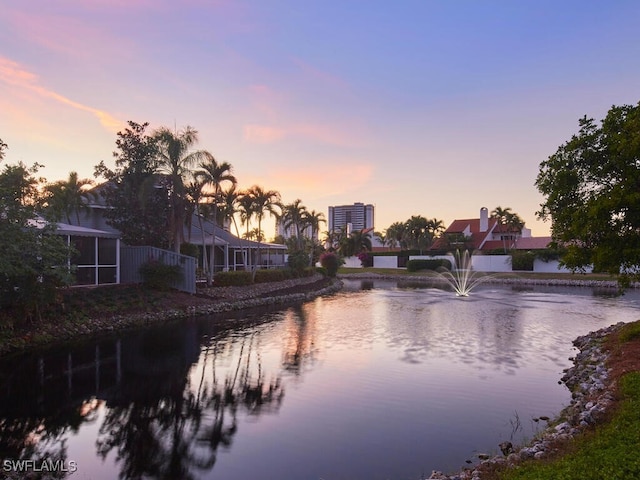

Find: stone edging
0;278;344;357
426;322;623;480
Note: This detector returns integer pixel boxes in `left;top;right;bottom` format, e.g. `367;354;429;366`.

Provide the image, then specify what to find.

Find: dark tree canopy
536;102;640;280
0;158;73;322
94;121;171;248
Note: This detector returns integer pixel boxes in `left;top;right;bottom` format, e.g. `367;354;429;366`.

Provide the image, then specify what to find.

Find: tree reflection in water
0;321;284;480
95;328;284;479
281;304;319;375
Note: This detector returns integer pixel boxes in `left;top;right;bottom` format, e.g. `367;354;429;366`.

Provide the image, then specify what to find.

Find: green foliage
406;259;452;272
0;158;74;323
287;250;310;273
213;271;253;286
497;372;640;480
139;260;182;290
619;321;640;343
94;121;172;248
315;266;328;277
254;268;292;283
511;251;535;271
180;243;199;258
320;252;341;277
536;102;640;281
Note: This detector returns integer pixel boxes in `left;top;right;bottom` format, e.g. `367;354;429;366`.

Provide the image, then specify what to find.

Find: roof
514;236;552;250
186;214;286;250
29;217;120;238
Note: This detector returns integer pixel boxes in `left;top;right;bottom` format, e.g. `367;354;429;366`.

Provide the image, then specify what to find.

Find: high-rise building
328;202;374;233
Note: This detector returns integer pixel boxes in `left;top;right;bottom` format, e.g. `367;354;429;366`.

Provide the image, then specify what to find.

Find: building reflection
0;318;284;479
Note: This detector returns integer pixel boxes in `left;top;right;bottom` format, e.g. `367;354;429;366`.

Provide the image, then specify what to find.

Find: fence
120;246;196;294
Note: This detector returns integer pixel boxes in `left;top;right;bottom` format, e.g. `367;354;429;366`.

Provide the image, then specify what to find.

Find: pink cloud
242;121;361;147
0;56;122;133
242;162;375;198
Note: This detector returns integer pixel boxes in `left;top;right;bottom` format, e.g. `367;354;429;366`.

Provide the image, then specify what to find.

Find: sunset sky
1;0;639;238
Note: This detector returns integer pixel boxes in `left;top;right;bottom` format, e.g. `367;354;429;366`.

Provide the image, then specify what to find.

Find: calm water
2;280;640;480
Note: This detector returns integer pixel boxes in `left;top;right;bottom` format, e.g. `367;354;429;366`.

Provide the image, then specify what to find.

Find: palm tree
195;158;237;285
218;185;247;270
340;229;372;257
491;206;524;252
244;185;281;277
237;190;257;270
303;209;326;265
280;199;308;252
153;125;213;253
385;221;407;250
45;171;94;224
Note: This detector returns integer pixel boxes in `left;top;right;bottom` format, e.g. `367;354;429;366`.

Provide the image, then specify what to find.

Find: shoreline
0;275;343;357
426;322;624;480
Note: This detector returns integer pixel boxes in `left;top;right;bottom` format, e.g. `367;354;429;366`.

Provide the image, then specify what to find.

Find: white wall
373;256;398;268
343;256;363;268
471;255;512;272
533;259;592;273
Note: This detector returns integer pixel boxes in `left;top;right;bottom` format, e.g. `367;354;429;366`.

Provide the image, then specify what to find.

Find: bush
180;243;199;258
320;252;341;277
406;259;452;272
254;268;293;283
139;261;182;290
213;271;252;286
511;251;535;271
315;266;328;277
287;251;310;274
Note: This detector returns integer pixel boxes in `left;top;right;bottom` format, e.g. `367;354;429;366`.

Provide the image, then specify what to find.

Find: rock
499;441;514;456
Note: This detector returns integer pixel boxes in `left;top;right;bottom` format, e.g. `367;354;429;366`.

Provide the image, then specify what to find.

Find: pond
1;280;640;480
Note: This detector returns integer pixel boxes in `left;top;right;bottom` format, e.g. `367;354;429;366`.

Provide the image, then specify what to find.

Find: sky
1;0;640;239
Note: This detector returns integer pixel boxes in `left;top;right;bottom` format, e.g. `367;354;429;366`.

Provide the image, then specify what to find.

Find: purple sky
2;0;639;238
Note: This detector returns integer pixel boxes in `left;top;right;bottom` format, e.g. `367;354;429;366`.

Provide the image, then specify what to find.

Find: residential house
431;207;550;252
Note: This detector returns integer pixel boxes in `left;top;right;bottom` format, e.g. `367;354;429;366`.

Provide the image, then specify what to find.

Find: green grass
337;267;618;281
619;322;640;343
494;372;640;480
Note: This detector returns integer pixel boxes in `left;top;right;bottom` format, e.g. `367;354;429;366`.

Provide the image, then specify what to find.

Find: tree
153;125;213;253
218;185;247;269
0;159;73;323
491;206;524;253
280;199;308;252
0;138;7;161
244;185;281;277
194;157;237;285
340;229;372;257
94;121;171;248
536;101;640;282
303;209;326;265
385;222;407;250
43;172;94;224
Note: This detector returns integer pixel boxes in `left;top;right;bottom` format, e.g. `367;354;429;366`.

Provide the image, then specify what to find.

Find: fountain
438;250;488;296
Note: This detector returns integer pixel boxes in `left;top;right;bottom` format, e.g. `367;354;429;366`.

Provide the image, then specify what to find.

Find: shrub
139;260;182;290
255;268;293;283
287;251;310;274
406;259;451;272
213;271;252;286
320;252;341;277
180;243;199;258
511;251;535;271
315;266;328;277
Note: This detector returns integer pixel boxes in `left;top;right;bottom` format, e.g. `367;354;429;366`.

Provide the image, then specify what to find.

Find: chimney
479;207;488;232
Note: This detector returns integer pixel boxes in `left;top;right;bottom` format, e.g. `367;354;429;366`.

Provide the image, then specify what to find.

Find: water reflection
1;282;640;479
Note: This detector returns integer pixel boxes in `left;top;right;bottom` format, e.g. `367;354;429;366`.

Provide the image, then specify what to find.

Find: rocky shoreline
0;275;343;357
427;322;624;480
